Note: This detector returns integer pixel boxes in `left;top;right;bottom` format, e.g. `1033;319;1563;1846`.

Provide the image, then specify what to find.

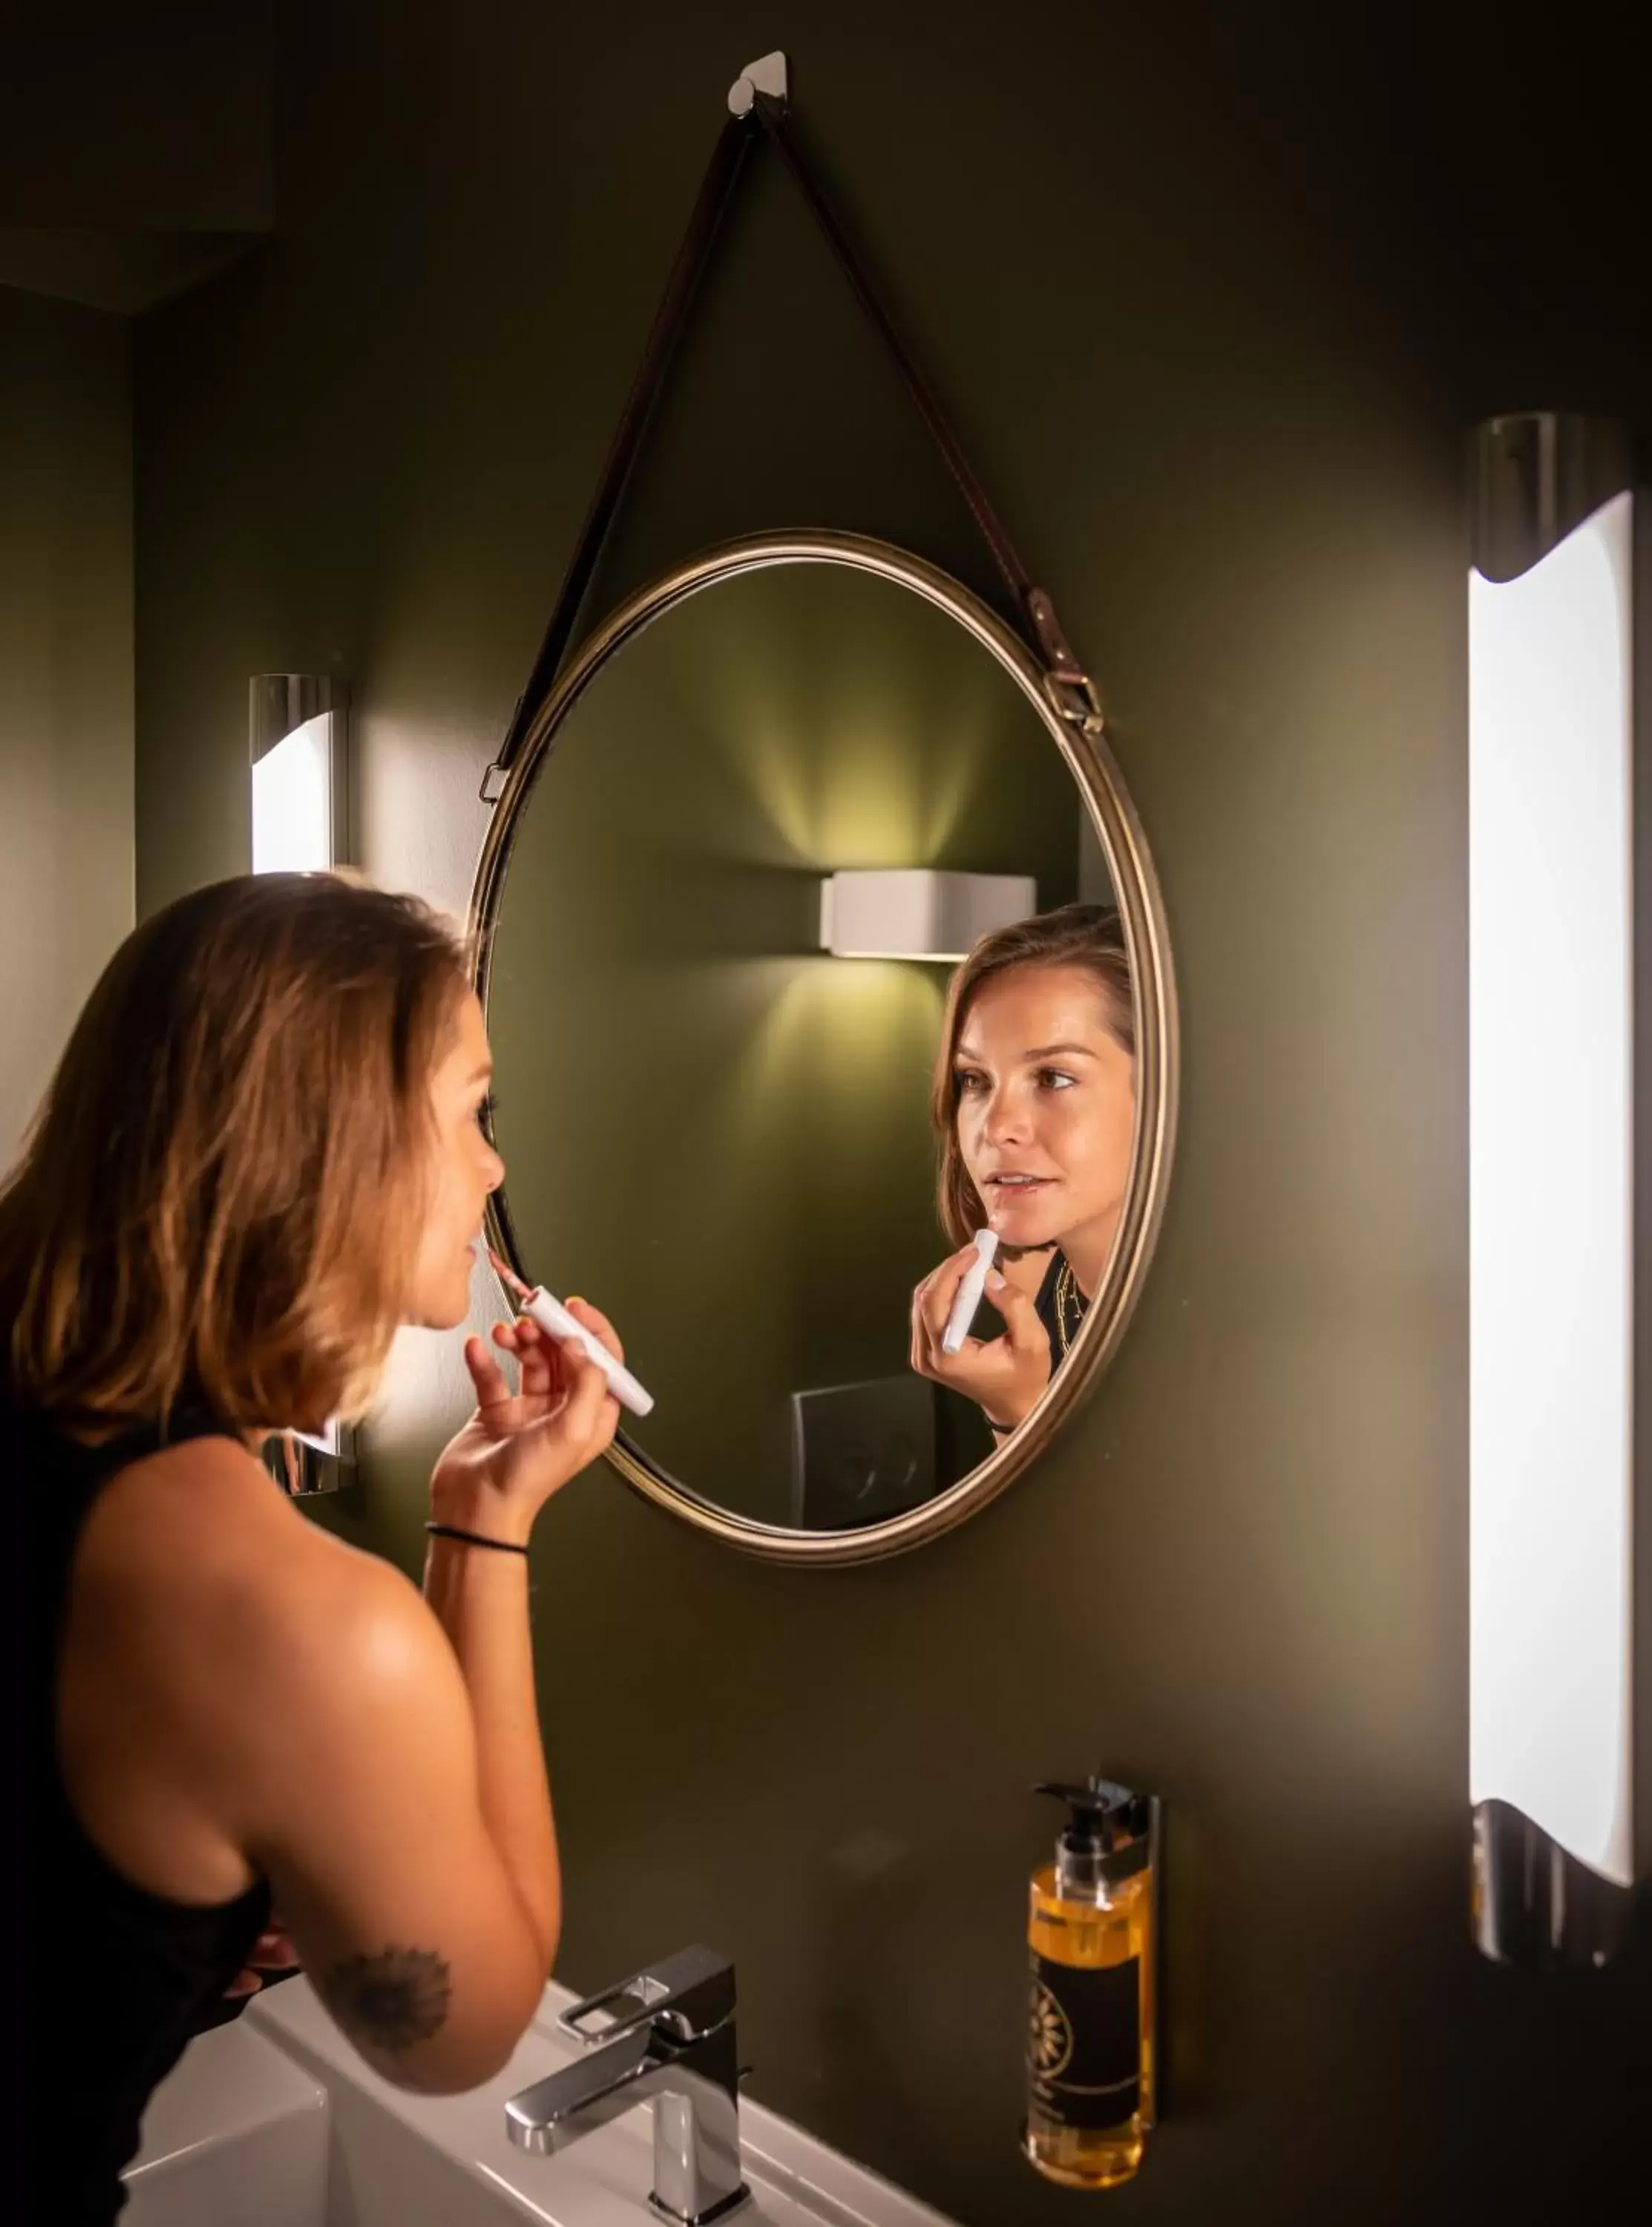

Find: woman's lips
983;1176;1056;1218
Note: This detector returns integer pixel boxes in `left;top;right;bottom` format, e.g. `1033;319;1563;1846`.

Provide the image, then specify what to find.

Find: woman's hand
910;1248;1052;1433
224;1919;302;2001
430;1302;623;1543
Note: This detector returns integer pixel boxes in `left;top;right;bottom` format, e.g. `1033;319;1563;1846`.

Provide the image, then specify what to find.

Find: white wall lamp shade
1469;412;1642;1967
820;869;1038;961
250;675;349;874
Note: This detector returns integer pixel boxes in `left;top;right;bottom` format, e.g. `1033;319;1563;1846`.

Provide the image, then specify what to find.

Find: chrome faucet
505;1945;750;2224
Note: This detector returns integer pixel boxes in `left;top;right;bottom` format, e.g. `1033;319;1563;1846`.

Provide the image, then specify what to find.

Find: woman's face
405;990;505;1329
952;963;1135;1278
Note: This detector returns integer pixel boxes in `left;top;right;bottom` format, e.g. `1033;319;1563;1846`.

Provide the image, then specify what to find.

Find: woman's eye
953;1070;986;1096
477;1093;498;1134
1038;1069;1076;1091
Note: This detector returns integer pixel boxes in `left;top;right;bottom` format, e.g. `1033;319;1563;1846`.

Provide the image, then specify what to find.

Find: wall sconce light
249;674;355;1495
250;674;350;874
820;869;1037;961
263;1419;356;1500
1469;411;1642;1966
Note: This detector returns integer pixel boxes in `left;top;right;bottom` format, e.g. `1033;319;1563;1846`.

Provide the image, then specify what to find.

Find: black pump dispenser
1035;1778;1151;1891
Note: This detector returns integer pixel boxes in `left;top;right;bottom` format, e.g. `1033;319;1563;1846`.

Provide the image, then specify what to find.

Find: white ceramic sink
125;1974;959;2227
122;2012;327;2226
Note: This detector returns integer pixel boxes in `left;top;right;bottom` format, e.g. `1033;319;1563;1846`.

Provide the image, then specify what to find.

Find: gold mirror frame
468;531;1179;1564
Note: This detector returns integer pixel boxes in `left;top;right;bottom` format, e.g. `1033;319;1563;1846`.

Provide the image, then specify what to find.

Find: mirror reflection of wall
485;555;1136;1534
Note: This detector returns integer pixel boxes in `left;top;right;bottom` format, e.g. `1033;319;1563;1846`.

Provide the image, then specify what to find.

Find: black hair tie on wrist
425;1521;529;1556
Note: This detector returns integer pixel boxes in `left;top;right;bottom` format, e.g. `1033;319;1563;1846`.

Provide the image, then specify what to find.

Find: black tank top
13;1398;273;2224
1033;1247;1089;1371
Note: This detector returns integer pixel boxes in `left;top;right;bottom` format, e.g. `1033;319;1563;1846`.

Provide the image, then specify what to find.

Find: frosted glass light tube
1469;490;1636;1892
252;712;335;874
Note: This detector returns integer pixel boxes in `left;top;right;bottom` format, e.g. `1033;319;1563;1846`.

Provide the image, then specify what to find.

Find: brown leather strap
484;114;754;798
484;87;1101;799
750;94;1089;687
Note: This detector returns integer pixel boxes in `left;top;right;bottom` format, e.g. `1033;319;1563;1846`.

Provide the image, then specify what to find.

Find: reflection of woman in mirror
910;903;1135;1442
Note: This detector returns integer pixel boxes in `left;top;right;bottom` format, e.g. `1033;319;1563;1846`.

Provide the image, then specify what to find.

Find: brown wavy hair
0;874;471;1440
931;902;1134;1251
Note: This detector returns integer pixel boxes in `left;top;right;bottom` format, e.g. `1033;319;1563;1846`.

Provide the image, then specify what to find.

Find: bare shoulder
79;1432;448;1726
56;1432;462;1899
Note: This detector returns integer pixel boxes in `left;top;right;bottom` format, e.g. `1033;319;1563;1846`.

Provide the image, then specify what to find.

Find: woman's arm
254;1308;620;2090
415;1302;622;1980
246;1555;556;2091
420;1531;559;1972
82;1309;623;2094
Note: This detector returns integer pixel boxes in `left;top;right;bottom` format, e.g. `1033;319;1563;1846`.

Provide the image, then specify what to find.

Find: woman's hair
0;873;471;1440
930;901;1134;1252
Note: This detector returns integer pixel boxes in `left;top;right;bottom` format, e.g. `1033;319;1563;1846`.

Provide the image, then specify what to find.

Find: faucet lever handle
557;1944;736;2050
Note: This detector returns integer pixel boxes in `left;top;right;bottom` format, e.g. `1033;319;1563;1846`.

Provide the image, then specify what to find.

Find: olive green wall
0;285;134;1160
133;4;1649;2223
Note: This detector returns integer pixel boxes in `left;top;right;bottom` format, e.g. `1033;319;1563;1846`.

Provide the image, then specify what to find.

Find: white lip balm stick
488;1251;655;1418
942;1228;1000;1355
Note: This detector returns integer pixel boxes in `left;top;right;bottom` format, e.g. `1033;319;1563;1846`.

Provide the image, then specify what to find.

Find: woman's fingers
919;1248;980;1342
909;1265;946;1371
563;1295;623;1364
508;1315;565;1401
488;1316;575;1415
554;1342;620;1455
986;1269;1046;1353
494;1300;623;1383
910;1258;951;1365
248;1927;301;1971
911;1248;992;1376
463;1332;512;1408
911;1249;968;1323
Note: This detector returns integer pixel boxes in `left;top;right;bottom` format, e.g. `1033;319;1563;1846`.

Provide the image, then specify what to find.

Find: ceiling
0;229;263;315
0;0;272;317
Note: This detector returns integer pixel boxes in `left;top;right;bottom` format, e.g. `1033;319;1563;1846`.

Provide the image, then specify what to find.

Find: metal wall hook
728;50;789;117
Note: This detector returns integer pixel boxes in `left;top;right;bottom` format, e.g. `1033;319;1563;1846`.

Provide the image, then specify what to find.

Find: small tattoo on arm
323;1946;452;2054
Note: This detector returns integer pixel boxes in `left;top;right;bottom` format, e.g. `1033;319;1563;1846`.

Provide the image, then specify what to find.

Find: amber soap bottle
1024;1777;1158;2191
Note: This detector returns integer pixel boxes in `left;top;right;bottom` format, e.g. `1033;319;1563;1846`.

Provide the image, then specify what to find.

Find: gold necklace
1054;1258;1087;1357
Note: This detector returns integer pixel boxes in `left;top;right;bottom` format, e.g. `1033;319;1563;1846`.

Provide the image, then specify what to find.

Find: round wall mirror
470;532;1177;1562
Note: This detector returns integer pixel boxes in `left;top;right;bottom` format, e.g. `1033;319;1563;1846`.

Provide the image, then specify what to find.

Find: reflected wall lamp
250;674;350;874
1469;411;1645;1966
249;673;355;1496
820;869;1037;961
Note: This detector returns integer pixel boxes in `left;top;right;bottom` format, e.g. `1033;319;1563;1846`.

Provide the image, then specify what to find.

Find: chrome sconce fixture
263;1417;356;1500
1469;411;1645;1966
250;673;355;1494
820;869;1037;961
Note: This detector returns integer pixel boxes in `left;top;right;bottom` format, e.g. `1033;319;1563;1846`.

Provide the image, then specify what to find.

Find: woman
8;874;623;2223
910;903;1135;1439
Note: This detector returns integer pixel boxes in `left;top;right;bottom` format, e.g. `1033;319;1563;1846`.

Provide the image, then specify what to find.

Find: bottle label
1027;1953;1140;2129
